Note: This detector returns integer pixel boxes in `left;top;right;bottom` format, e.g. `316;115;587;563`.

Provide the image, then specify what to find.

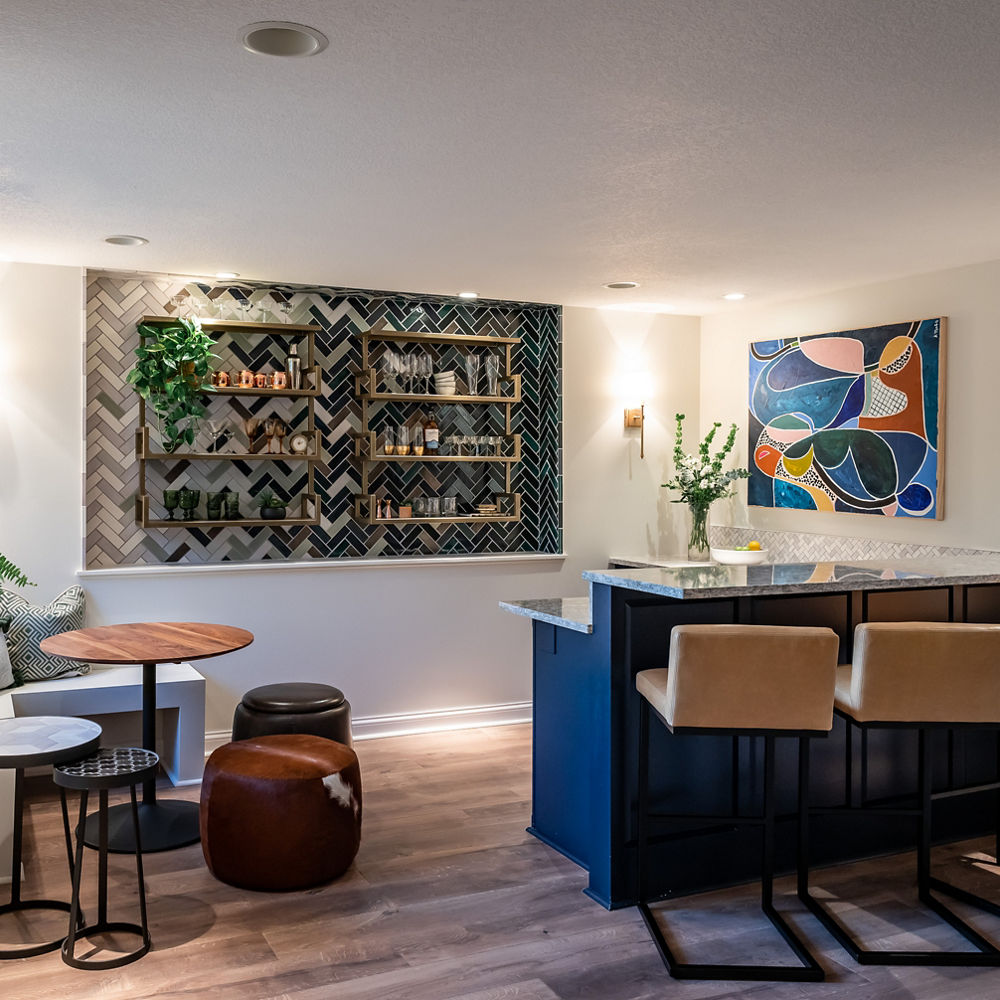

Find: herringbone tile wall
85;274;562;567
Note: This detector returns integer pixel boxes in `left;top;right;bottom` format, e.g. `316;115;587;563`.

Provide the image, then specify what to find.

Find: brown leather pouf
200;734;362;891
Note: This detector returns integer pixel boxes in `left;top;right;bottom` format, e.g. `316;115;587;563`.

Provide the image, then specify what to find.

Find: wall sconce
624;405;645;459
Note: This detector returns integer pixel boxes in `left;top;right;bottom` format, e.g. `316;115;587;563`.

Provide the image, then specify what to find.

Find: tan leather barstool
635;624;839;982
798;621;1000;967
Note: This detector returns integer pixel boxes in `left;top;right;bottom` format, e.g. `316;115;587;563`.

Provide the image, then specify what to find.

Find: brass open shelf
135;493;320;529
354;430;521;464
136;428;321;463
352;493;521;526
140;316;320;334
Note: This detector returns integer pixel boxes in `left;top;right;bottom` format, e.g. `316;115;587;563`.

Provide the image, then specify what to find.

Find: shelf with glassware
133;316;323;528
352;492;521;526
351;318;523;526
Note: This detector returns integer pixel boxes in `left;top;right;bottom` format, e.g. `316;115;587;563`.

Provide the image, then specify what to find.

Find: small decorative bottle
424;409;440;454
286;343;303;390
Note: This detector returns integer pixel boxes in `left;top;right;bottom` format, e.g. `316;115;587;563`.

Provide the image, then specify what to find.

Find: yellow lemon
748;540;761;551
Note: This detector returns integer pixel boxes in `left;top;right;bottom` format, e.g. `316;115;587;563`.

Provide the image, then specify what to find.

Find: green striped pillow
0;586;90;683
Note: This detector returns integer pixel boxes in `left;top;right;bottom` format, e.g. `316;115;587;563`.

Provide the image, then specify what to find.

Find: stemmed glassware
178;488;200;521
162;490;179;521
420;353;433;394
243;416;262;454
485;354;500;397
204;419;225;454
238;298;253;324
464;353;480;396
279;300;293;324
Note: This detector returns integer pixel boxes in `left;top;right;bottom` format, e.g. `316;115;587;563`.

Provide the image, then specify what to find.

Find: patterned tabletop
0;716;102;768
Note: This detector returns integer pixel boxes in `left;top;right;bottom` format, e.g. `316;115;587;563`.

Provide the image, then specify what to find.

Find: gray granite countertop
498;597;593;633
583;556;1000;600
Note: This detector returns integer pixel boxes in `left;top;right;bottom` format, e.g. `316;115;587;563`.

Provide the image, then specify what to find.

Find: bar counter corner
501;556;1000;909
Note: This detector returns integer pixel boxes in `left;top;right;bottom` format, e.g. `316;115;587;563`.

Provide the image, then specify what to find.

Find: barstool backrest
655;624;839;731
849;621;1000;724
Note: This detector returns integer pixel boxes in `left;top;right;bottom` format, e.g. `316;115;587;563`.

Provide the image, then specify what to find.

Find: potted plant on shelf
255;489;287;520
126;317;218;452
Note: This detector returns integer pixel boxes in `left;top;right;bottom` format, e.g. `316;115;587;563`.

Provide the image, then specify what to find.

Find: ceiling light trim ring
242;22;329;58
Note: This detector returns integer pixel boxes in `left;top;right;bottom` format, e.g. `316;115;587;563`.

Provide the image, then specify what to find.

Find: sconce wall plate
624;405;645;459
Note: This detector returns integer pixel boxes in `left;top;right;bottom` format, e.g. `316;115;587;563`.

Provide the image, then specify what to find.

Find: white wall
1;264;702;735
700;260;1000;551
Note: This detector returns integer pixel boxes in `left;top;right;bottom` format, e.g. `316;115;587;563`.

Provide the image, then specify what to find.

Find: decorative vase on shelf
687;501;711;562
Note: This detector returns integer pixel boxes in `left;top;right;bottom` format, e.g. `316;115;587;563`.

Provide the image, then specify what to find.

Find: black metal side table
0;715;102;959
55;746;160;969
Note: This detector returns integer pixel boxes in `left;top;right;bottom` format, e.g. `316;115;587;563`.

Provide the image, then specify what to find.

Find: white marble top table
0;716;102;769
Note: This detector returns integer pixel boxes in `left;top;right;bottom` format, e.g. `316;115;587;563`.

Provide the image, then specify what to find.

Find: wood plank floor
2;723;999;998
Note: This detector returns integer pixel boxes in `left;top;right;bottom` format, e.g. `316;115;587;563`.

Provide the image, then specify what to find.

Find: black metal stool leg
0;768;81;960
62;790;89;963
130;786;151;950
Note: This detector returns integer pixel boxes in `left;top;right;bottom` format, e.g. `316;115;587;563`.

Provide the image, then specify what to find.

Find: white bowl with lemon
710;541;768;565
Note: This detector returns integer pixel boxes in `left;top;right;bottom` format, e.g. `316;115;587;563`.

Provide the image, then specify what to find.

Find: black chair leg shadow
0;775;84;960
798;730;1000;968
56;749;157;970
637;711;824;982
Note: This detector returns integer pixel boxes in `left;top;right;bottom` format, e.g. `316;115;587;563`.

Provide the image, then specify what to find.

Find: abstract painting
748;318;946;518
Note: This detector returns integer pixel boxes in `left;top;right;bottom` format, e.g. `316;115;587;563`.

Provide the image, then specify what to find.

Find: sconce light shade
624;405;645;459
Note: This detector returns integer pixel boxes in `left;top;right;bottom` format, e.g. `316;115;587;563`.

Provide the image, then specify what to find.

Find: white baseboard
204;700;532;757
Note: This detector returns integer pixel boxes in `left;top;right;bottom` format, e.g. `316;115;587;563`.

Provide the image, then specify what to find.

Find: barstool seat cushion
200;734;362;891
836;621;1000;724
637;624;839;732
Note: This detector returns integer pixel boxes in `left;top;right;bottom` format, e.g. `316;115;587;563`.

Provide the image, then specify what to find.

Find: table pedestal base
83;800;200;853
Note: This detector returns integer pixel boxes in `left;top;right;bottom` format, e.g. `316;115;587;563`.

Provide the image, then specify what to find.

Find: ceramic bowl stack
433;371;457;395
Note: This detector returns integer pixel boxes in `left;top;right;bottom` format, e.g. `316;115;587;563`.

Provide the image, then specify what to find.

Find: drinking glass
413;425;424;456
178;488;200;521
224;492;240;520
427;497;441;517
397;424;410;456
441;496;457;516
489;435;502;457
204;419;225;454
274;419;287;454
485;354;500;397
238;298;252;324
206;491;226;521
383;427;396;455
162;489;179;521
421;352;434;394
464;354;480;396
279;300;293;324
242;416;262;453
381;350;398;393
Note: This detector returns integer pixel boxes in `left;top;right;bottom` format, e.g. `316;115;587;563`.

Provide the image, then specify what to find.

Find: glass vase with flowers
662;413;749;561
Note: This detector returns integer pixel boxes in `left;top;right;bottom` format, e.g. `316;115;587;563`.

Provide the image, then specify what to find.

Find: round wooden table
40;622;253;853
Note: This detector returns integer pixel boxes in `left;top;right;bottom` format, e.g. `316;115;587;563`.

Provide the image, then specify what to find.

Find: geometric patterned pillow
0;615;13;689
0;586;90;683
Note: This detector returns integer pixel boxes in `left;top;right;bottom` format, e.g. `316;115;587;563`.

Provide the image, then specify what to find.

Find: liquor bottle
424;409;440;454
286;343;303;390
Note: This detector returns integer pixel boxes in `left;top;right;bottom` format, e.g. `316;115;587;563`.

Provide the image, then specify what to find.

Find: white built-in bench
1;663;205;880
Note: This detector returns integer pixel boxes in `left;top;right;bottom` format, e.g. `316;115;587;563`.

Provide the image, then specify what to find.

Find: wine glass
243;416;262;453
464;353;480;396
420;352;433;394
279;300;293;324
178;488;200;521
204;419;225;454
274;418;287;454
162;489;179;521
381;349;399;393
238;298;252;324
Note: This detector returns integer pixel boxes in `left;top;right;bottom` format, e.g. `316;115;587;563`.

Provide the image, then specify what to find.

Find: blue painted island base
512;561;1000;909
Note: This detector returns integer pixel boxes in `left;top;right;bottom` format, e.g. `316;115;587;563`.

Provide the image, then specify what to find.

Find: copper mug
212;370;230;388
238;369;255;389
254;372;268;389
270;371;288;390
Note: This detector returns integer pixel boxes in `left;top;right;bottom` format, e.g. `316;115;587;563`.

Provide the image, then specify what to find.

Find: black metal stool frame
0;771;84;959
798;713;1000;967
636;698;830;982
57;748;158;970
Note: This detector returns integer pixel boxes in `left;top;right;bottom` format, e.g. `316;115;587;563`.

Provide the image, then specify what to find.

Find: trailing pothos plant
126;317;218;452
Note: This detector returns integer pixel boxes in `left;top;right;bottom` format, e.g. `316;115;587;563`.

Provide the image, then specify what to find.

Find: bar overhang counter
501;557;1000;909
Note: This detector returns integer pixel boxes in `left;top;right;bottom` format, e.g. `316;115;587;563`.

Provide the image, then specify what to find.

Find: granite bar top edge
583;557;1000;600
499;598;593;633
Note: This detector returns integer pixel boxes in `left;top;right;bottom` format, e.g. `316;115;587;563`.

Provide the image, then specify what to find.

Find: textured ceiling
2;0;999;314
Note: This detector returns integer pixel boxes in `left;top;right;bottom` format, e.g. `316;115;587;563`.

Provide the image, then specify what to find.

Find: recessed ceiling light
723;292;746;301
603;281;640;290
215;271;240;280
458;291;478;299
104;235;148;246
241;21;329;57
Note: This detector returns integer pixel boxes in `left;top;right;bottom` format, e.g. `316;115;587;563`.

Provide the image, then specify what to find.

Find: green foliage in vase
0;553;34;591
126;318;218;452
662;412;750;511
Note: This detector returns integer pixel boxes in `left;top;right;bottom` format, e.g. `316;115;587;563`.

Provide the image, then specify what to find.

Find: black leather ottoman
232;682;353;746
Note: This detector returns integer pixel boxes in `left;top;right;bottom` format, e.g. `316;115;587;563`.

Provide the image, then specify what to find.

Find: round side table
41;622;253;853
0;715;102;959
